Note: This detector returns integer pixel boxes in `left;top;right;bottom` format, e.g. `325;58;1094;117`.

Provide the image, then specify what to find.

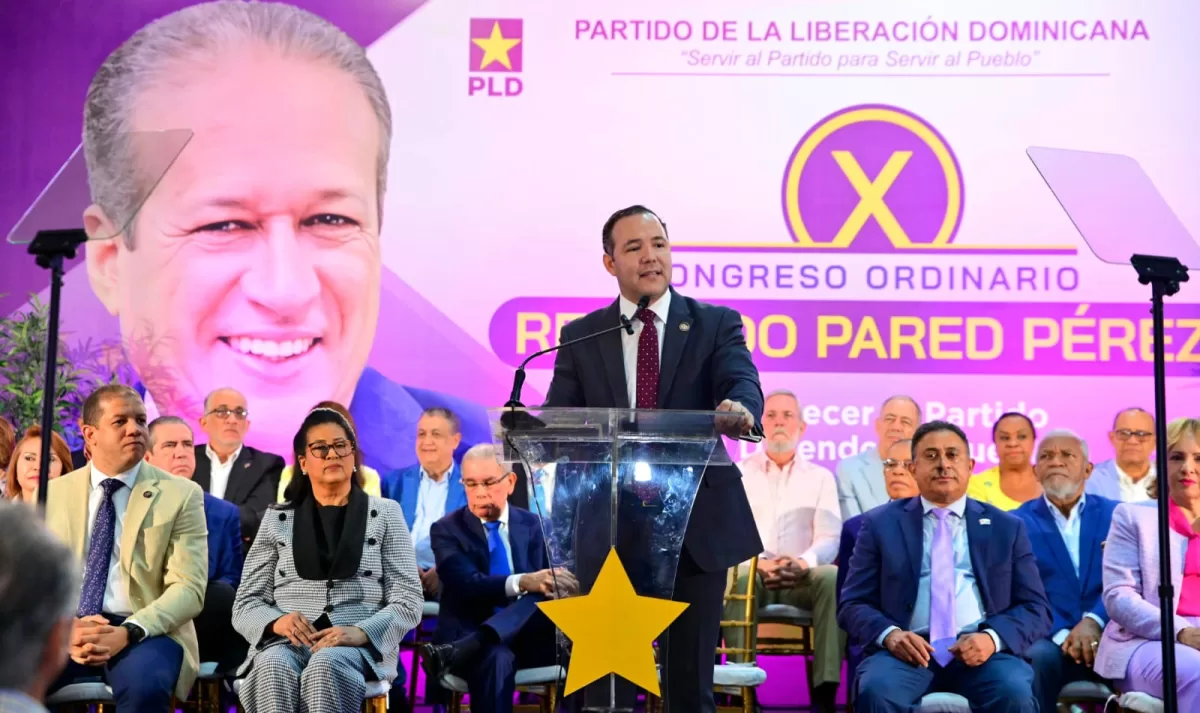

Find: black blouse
293;484;368;581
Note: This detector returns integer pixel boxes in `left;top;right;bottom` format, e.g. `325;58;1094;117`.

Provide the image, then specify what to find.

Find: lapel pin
979;518;991;525
679;322;691;332
143;491;152;498
243;462;251;468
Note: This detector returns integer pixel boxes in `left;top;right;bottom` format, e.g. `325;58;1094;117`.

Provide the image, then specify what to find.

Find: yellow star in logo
537;548;688;696
472;20;522;71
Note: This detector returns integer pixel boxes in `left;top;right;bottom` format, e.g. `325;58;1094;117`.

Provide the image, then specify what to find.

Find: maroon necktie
635;309;660;409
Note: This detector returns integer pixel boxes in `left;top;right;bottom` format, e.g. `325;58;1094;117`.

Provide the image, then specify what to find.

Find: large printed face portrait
80;2;387;454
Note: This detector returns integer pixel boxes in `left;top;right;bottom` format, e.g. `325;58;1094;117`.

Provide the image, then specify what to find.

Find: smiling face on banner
83;42;383;455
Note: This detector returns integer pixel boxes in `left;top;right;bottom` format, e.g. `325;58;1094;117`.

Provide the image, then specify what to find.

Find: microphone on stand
501;295;647;430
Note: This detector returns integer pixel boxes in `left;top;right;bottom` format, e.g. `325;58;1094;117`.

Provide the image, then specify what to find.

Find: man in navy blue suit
420;444;577;713
145;416;245;673
543;205;763;713
838;420;1051;713
1013;429;1116;713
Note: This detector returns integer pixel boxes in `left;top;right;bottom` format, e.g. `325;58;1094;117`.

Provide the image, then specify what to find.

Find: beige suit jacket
45;462;208;700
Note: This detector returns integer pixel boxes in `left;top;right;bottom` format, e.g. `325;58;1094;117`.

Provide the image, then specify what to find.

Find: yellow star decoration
472;21;521;71
537;548;688;696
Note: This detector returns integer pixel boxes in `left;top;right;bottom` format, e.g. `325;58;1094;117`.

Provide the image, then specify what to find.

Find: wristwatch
121;621;147;645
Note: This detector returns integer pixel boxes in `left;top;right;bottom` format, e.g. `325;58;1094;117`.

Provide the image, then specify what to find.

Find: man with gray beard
725;389;844;713
1013;430;1117;713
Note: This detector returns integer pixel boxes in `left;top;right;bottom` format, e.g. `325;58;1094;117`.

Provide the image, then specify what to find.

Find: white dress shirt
878;496;1003;652
739;450;841;567
206;444;242;500
1044;494;1106;644
86;462;141;617
619;291;670;407
476;505;525;597
412;467;452;569
1117;463;1154;503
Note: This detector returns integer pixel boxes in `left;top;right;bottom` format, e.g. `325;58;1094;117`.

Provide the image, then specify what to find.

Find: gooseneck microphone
501;295;648;429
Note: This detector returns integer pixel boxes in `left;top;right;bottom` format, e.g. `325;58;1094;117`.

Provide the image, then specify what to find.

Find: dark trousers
195;580;246;673
458;595;557;713
855;649;1037;713
1026;638;1107;713
49;613;184;712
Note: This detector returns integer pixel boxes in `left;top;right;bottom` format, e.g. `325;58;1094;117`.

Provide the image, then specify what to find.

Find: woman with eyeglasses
232;407;423;713
967;411;1041;510
1094;417;1200;709
275;401;384;501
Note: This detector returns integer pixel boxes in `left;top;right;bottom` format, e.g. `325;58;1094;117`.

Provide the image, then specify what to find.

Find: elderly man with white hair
0;501;80;713
1013;429;1117;713
727;389;844;713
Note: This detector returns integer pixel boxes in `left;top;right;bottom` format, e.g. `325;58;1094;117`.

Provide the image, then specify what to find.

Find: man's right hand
884;629;935;667
420;567;440;597
519;568;579;598
272;611;319;648
1179;627;1200;650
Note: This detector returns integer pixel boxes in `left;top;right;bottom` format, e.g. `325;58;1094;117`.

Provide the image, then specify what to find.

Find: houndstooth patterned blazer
231;494;423;682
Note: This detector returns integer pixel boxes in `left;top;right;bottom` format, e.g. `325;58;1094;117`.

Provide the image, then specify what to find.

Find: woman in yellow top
277;401;382;500
967;411;1042;510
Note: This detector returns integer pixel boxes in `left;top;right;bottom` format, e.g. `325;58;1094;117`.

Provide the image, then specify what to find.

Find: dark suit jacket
1013;494;1116;635
192;444;285;544
203;492;244;589
541;289;764;573
431;505;545;643
837;496;1052;657
836;513;866;601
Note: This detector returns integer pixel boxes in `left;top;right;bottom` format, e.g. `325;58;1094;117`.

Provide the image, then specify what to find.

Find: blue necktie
532;478;548;516
78;478;126;616
485;521;511;577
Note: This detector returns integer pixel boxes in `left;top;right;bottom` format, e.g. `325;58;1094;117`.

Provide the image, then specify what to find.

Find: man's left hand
765;560;807;590
1062;617;1103;666
949;632;996;667
70;619;129;665
715;400;755;437
309;626;368;653
419;567;440;597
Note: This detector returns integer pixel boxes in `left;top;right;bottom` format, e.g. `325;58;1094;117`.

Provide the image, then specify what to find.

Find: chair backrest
716;555;759;663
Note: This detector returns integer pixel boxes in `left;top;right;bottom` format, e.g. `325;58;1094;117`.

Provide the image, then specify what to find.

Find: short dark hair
911;420;970;455
82;385;140;427
991;411;1036;441
601;205;666;256
420;406;461;435
147;416;191;450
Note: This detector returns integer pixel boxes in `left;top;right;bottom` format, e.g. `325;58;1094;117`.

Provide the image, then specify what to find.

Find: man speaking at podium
544;205;764;713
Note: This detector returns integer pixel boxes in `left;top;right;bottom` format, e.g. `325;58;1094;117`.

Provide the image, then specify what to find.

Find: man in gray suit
836;395;921;519
1086;407;1155;502
0;501;79;713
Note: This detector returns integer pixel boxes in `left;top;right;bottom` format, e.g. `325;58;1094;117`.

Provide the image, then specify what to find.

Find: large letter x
830;150;912;247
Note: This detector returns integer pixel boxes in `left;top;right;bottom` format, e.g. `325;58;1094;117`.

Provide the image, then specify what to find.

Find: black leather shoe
420;643;455;684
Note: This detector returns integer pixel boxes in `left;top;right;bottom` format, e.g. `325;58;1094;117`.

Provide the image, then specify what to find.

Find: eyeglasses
1115;429;1153;441
207;406;249;421
462;476;508;491
882;458;912;470
308;441;354;459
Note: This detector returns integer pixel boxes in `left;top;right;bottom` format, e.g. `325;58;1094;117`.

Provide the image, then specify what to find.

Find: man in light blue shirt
1014;430;1117;713
382;407;468;599
836;395;921;520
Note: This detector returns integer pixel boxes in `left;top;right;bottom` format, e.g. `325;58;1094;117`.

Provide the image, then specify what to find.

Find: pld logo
469;18;523;98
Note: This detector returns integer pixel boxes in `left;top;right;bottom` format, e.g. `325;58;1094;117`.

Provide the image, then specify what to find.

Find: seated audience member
232;406;423;713
1087;407;1156;502
0;416;14;490
839;420;1051;713
421;444;576;713
1013;430;1116;713
968;412;1041;510
836;439;918;599
724;389;843;712
193;388;286;544
837;395;921;519
0;501;78;713
44;385;208;711
4;426;73;504
382;407;468;600
1094;417;1200;708
144;416;245;673
277;401;383;498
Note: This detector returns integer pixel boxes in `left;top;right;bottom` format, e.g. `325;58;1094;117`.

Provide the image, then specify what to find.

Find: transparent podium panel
490;407;732;711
